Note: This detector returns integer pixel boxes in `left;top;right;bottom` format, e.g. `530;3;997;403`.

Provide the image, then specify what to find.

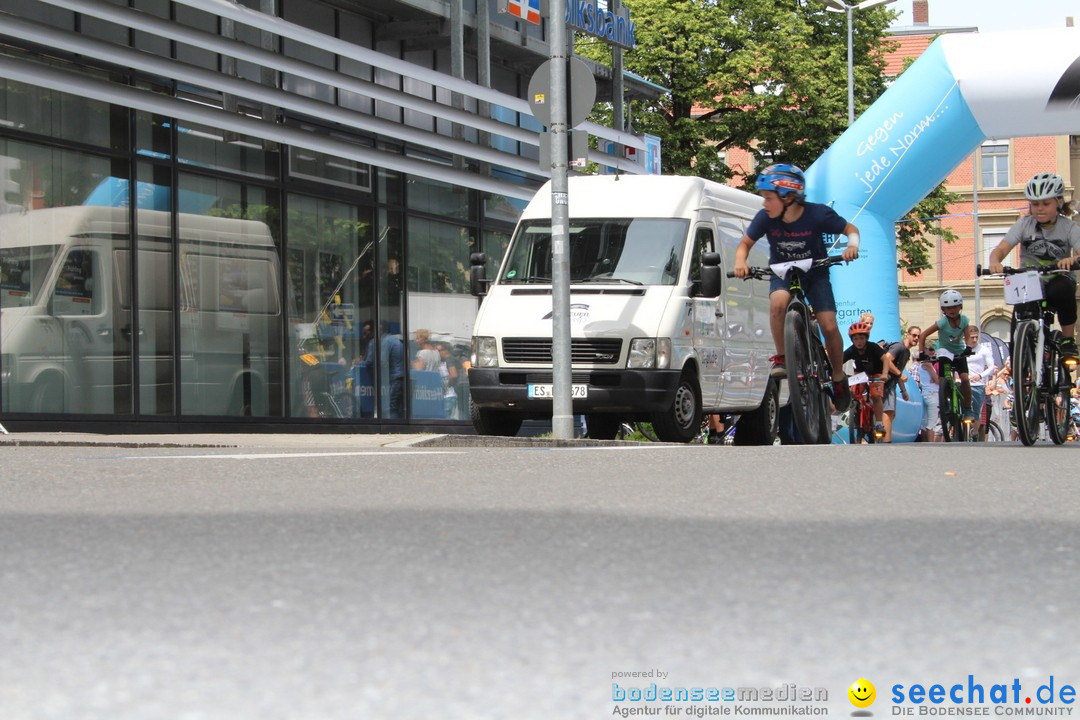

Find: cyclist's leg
871;380;885;423
767;284;790;377
1046;274;1077;355
814;310;845;382
767;284;791;358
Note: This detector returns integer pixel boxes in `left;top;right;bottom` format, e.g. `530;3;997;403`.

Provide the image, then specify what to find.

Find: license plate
528;383;588;399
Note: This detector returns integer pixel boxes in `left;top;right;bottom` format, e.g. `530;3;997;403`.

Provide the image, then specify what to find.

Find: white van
467;174;780;443
0;206;282;415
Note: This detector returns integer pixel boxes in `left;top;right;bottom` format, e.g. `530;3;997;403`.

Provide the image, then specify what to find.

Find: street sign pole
548;0;574;440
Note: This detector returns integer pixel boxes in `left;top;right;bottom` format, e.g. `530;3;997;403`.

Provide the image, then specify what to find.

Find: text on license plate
528;383;588;399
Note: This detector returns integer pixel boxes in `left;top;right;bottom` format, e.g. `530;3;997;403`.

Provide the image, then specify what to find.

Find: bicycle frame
847;376;882;444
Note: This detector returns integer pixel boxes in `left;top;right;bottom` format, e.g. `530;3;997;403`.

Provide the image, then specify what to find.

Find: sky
888;0;1076;34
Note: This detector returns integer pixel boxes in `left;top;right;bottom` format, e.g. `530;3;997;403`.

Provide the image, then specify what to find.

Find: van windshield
1;245;61;308
500;218;689;286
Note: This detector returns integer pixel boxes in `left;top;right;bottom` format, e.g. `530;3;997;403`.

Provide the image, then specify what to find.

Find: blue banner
806;39;985;341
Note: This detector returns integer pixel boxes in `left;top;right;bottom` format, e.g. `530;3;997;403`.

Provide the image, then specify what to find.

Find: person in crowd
914;338;941;442
436;342;461;420
986;358;1015;440
880;325;917;442
733;163;860;412
365;321;404;418
964;325;997;441
413;328;441;371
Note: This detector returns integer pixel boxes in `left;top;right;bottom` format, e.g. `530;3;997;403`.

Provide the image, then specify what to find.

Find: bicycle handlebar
977;262;1080;277
726;255;846;279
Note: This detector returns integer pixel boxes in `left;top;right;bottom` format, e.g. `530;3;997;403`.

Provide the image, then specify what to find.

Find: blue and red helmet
755;163;806;201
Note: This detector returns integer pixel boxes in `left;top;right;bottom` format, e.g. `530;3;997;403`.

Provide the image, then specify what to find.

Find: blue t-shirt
745;202;849;264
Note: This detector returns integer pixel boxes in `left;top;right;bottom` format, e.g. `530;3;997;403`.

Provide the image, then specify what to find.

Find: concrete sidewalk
0;431;641;449
0;431;437;449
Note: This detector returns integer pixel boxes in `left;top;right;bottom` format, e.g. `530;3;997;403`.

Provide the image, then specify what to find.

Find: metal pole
972;153;981;323
846;5;855;124
548;0;574;440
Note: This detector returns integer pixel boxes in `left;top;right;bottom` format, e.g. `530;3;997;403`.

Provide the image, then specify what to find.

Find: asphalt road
2;439;1078;719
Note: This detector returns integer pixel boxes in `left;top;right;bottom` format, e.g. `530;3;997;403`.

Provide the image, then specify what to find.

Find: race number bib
1003;271;1043;305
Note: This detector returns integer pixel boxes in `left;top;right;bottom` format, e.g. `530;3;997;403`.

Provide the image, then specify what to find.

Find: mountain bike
730;256;843;444
979;265;1076;446
919;348;970;442
846;374;883;444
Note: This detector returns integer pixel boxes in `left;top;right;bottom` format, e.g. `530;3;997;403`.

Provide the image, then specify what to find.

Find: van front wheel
650;369;702;443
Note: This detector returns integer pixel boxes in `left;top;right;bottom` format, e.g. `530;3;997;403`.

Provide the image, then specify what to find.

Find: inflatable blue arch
808;28;1080;441
808;27;1080;338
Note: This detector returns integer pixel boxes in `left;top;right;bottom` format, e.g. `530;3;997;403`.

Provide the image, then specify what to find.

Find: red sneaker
769;354;787;379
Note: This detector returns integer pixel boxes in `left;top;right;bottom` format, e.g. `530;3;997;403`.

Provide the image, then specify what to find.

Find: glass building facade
0;0;656;431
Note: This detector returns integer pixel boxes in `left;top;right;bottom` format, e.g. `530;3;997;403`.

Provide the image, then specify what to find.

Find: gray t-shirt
1001;215;1080;267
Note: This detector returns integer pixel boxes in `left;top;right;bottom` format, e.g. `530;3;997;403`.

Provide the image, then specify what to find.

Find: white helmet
1025;172;1065;201
940;289;964;308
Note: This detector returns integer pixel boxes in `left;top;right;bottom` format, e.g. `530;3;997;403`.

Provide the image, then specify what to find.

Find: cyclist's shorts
868;379;884;400
951;356;969;375
768;266;836;313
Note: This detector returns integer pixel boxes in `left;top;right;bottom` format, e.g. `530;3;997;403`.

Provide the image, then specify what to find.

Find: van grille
502;338;622;365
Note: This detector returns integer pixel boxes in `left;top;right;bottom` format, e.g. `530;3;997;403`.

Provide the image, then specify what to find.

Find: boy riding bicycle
733;163;860;411
842;321;894;437
919;289;974;421
987;172;1080;361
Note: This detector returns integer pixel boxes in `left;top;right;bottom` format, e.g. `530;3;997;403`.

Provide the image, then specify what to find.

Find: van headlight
472;336;499;368
627;338;671;369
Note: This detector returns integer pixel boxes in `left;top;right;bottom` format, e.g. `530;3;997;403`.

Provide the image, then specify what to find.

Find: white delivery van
467;174;780;443
0;206;282;415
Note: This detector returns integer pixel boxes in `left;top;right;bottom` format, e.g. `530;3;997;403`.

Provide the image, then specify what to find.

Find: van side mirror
699;252;722;298
470;252;489;297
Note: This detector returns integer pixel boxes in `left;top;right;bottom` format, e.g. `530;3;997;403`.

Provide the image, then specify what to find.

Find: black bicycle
979;264;1077;446
730;256;843;444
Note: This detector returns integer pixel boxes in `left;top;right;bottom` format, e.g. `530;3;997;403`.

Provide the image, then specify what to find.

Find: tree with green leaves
577;0;894;182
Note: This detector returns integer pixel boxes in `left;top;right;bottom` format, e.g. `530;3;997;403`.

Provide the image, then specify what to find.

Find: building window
980;142;1009;189
981;229;1010;270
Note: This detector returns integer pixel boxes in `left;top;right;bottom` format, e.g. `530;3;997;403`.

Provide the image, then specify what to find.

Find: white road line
129;450;464;460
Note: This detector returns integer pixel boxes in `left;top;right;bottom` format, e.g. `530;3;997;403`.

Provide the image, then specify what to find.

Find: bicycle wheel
636;422;660;443
1045;335;1072;446
784;308;822;444
984;419;1005;442
938;378;961;442
1012;320;1041;446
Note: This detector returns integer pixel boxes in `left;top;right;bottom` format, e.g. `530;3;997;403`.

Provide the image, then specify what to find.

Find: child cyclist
733;163;860;412
919;289;973;421
842;321;895;438
987;171;1080;361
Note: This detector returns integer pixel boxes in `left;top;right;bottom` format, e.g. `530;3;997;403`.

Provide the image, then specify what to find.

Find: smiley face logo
848;678;876;708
